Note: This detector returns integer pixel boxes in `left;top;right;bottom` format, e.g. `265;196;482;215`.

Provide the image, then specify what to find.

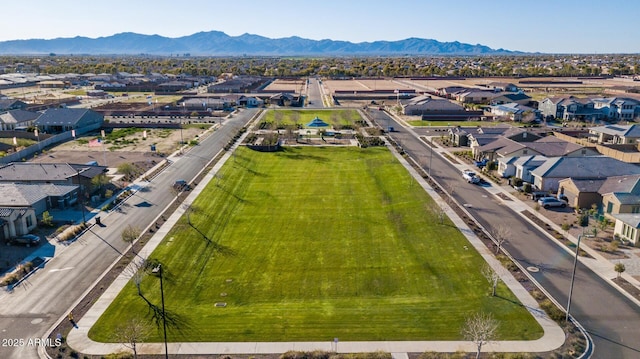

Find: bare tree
491;224;511;254
123;258;148;296
115;316;151;359
429;202;447;225
121;224;142;253
481;264;500;297
462;311;499;359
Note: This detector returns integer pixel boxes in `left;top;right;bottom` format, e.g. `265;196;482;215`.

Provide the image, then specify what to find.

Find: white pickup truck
462;170;480;184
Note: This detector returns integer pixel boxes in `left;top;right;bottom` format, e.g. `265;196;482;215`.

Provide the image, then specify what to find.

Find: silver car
538;197;567;209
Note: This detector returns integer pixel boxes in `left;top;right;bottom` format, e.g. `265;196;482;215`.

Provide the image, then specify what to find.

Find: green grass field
90;146;542;342
261;109;361;129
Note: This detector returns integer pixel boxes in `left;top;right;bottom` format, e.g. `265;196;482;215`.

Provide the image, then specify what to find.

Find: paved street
367;109;640;359
0;108;258;359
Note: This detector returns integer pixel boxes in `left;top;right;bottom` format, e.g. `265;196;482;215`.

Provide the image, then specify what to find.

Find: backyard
89;146;542;343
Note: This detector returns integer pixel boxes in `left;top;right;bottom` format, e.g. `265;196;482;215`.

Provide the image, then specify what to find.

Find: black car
9;234;41;247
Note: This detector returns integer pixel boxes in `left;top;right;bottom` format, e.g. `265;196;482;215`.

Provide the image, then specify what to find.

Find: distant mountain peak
0;30;520;56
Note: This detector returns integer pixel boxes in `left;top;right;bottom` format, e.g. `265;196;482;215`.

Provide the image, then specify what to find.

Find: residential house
0;109;40;130
557;178;607;209
455;90;501;104
513;155;549;184
0;182;78;240
599;175;640;218
588;124;640;145
497;137;597;179
402;95;465;116
0;99;28;112
34;108;103;134
448;127;469;147
0;207;37;241
183;98;227;111
436;86;470;98
471;127;542;159
613;214;640;245
530;156;640;192
487;82;519;92
539;96;600;122
490;92;532;106
489;102;539;122
593;97;639;121
0;162;107;198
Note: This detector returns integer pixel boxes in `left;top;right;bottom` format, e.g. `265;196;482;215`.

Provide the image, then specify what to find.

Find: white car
462;170;480;184
538;197;567;209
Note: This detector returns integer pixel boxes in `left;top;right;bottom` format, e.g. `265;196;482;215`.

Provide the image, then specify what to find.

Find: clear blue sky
1;0;638;54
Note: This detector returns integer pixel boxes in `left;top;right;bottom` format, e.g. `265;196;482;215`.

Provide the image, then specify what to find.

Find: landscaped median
87;145;542;344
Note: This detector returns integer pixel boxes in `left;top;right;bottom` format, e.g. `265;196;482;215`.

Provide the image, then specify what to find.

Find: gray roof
598;174;640;195
0;183;77;207
0;109;40;125
611;193;640;205
34;108;94;127
0;163;77;182
613;213;640;228
513;155;548;167
560;178;606;192
590;124;640;138
528;137;585;157
532;156;640;179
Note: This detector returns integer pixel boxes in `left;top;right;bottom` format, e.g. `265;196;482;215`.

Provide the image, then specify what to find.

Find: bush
540;298;565;322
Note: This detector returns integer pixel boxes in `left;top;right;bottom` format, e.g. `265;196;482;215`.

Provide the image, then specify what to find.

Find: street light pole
153;264;169;359
565;234;582;321
76;168;86;224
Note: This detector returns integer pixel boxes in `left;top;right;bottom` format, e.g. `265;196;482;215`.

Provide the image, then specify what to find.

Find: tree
40;211;54;227
121;224;142;254
91;173;111;193
462;311;499;359
491;224;511;254
615;262;626;278
115;316;151;359
117;162;137;180
482;265;500;297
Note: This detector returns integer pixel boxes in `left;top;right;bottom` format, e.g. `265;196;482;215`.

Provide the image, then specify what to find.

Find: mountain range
0;31;518;56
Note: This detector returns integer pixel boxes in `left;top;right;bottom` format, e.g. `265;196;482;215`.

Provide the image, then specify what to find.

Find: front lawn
90;146;542;342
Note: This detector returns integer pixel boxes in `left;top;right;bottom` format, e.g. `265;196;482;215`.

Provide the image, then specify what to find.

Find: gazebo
306;116;329;128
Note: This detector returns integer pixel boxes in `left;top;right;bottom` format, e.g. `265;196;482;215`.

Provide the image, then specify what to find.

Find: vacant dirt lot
30;126;211;169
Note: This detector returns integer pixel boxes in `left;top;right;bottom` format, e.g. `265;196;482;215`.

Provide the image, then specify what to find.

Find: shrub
539;299;565;322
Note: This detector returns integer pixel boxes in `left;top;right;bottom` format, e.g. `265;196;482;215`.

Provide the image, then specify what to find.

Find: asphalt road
0;108;258;359
367;109;640;359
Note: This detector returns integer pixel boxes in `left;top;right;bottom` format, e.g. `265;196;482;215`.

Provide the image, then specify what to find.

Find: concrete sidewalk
66;124;566;357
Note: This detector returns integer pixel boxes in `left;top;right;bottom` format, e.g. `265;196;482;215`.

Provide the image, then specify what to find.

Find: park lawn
90;146;542;342
261;109;361;129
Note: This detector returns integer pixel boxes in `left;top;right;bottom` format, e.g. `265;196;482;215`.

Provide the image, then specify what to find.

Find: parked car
462;170;480;184
9;234;41;247
538;197;567;209
173;179;189;191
